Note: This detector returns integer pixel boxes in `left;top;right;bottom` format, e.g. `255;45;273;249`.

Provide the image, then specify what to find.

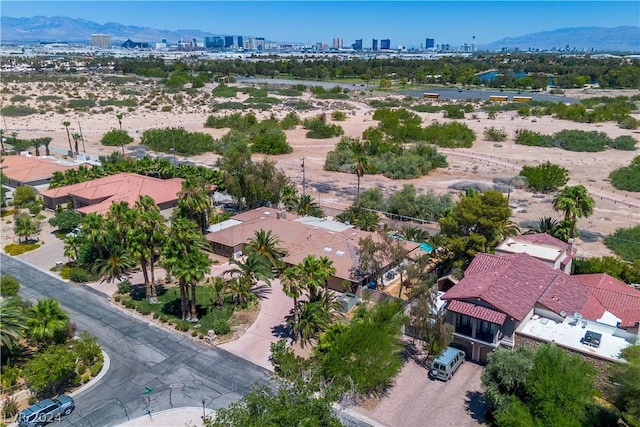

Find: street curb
115;407;216;426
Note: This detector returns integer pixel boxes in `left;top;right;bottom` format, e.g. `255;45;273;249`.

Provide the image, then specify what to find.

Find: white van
429;347;466;381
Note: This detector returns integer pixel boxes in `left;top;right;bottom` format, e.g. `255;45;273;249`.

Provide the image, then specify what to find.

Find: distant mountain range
1;16;639;53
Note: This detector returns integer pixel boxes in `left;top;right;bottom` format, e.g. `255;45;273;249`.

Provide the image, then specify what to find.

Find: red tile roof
41;172;184;215
0;155;81;185
516;233;569;251
447;300;507;325
442;252;610;323
577;273;640;328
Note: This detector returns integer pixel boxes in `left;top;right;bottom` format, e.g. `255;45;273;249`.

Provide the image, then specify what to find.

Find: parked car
18;395;75;427
66;227;81;238
429;347;466;381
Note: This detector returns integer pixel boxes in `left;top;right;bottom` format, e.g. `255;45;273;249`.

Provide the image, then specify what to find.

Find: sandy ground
3;76;640;259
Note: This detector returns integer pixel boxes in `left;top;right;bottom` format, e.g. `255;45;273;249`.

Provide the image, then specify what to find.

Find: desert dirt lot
3;76;640;259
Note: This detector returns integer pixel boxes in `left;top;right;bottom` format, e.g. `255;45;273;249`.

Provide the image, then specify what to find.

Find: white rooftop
496;237;563;262
207;219;242;233
519;314;637;361
294;216;354;232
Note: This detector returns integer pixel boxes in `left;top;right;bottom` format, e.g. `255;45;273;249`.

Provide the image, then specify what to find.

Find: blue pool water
420;242;433;253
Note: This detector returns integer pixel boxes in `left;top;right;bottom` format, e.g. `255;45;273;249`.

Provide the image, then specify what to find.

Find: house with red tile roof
205;207;422;292
40;172;184;215
0;154;84;187
441;251;640;362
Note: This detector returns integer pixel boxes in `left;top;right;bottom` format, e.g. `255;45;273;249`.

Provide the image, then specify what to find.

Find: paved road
1;253;271;427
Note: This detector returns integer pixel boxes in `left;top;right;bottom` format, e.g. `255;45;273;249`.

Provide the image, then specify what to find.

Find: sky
2;1;638;47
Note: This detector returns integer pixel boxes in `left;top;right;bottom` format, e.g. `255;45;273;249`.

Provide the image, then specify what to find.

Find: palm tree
92;245;136;283
63;235;81;261
0;298;27;352
14;214;37;243
244;229;288;271
294;194;324;217
208;276;227;308
225;252;274;288
225;276;256;308
25;299;70;346
525;217;559;235
552;185;595;239
0;129;5;153
81;213;107;259
62;121;73;154
31;138;43;156
40;136;52;156
163;218;211;321
281;267;304;323
351;153;371;207
116;113;125;154
280;184;299;212
316;256;336;290
176;177;212;234
71;132;82;154
287;300;331;348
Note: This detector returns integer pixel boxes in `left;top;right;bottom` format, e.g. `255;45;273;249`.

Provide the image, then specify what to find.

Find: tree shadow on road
252;283;273;300
271;323;292;340
465;390;488;424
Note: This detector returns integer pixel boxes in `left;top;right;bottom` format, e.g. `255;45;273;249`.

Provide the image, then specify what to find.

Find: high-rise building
352;39;363;50
372;39;378;50
332;38;343;49
380;39;391;50
225;36;234;48
205;36;224;50
425;38;435;49
91;34;111;49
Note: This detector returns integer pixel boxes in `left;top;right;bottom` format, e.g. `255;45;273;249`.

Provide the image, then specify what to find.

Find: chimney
567;238;575;255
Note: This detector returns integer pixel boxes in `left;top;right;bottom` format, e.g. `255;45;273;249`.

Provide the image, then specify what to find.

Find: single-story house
0;154;83;187
40;172;184;215
205;207;422;292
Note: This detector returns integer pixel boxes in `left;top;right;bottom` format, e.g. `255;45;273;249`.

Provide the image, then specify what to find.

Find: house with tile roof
0;154;85;187
441;251;640;363
40;172;184;215
205;207;422;292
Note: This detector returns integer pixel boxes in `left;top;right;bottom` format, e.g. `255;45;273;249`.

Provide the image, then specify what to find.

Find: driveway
219;278;293;371
357;344;488;427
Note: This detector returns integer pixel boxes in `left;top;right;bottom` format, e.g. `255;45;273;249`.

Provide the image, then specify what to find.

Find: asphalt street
1;253;272;427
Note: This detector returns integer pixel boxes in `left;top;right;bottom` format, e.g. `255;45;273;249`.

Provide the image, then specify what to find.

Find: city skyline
2;1;638;48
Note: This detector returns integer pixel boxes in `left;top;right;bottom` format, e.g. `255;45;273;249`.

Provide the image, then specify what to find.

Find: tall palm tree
552;185;595;239
208;276;227;308
163;218;211;321
244;229;288;271
40;136;52;156
62;121;73;154
81;213;107;259
31;138;43;156
287;299;331;348
0;298;27;352
25;299;69;346
63;235;81;261
351;153;371;207
316;256;336;290
176;177;212;234
115;113;125;154
225;276;256;308
281;267;304;323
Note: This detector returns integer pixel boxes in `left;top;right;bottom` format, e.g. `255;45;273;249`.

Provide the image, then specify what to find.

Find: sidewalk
115;407;216;427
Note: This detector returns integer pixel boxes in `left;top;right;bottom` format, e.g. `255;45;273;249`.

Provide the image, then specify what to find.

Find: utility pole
301;157;306;196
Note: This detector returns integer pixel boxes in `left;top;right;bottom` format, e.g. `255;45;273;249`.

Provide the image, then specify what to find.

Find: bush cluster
519;161;569;192
303;117;344;139
609;156;640;192
140;127;217;156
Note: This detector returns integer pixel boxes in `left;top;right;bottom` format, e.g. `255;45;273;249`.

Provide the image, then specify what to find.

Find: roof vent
336;250;344;256
560;310;566;318
323;247;332;253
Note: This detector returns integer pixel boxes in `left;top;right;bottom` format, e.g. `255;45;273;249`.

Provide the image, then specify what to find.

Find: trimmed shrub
212;319;231;335
69;267;89;283
3;243;40;255
117;280;132;295
0;275;20;297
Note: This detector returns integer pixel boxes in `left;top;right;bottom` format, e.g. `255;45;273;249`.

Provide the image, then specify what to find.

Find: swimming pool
420;242;433;253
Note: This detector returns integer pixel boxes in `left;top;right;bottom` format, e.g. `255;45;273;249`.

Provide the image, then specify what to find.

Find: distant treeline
106;54;640;89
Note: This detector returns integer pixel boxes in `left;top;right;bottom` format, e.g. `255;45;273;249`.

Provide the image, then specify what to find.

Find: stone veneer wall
515;333;617;394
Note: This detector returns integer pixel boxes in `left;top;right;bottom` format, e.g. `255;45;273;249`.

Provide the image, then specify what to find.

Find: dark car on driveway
18;395;75;427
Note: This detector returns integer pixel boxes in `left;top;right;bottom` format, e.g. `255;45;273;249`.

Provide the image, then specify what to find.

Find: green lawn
118;284;235;337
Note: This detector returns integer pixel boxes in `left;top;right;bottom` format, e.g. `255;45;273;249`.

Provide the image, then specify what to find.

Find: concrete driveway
357;344;488;427
219;278;293;371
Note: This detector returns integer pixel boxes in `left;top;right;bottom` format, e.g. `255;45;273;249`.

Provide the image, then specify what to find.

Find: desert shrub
251;128;292;154
69;267;89;283
410;104;441;113
99;98;138;107
275;87;303;96
0;275;20;297
1;365;21;388
140;127;217;156
422;121;475;148
609;157;640;192
1;105;38;116
239;87;268;97
368;99;402;108
519;161;569;192
205;112;257;131
213;319;231;335
331;110;347;121
553;129;609;152
617;115;640;130
515;129;554;147
324;147;355;172
175;321;190;332
443;104;465;119
101;129;134;146
89;360;104;376
310;86;349;99
286;100;313;110
161;105;172;112
244;96;281;105
2;396;19;418
3;243;40;256
607;135;637;151
373;108;423;143
117;280;132;294
67;99;96;110
37;95;63;102
211;101;245;111
604;225;640;262
279;112;300;129
303;117;344;139
10;95;29;102
377;144;447;179
484;126;507;142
